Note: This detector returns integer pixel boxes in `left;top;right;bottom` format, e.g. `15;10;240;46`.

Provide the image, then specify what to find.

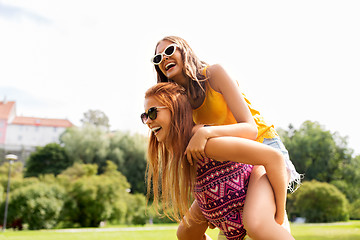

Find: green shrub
7;182;66;229
145;201;177;224
293;180;349;223
131;212;147;225
0;184;3;205
62;174;130;227
125;193;147;225
349;199;360;220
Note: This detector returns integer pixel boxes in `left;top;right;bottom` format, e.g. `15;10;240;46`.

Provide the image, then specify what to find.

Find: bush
62;174;130;227
125;193;148;225
349;199;360;220
0;184;3;205
145;201;177;224
7;182;66;230
293;180;349;223
132;212;147;225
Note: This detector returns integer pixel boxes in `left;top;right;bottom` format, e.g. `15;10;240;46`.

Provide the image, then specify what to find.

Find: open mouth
151;126;162;135
165;62;176;71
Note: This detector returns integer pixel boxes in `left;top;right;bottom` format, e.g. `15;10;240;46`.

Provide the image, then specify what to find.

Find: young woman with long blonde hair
143;83;294;240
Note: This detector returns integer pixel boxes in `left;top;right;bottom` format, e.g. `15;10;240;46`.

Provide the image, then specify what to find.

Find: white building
0;100;73;161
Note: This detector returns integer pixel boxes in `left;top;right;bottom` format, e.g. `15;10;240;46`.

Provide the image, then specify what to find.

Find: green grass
0;221;359;240
291;221;360;240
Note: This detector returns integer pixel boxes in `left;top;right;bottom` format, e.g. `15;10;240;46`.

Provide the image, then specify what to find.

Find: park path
53;225;178;233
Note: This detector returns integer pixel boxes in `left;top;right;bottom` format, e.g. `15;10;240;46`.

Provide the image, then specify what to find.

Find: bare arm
207;64;258;139
185;64;258;162
204;136;288;223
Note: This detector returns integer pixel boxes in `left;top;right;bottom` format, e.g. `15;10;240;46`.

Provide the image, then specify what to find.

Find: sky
0;0;359;155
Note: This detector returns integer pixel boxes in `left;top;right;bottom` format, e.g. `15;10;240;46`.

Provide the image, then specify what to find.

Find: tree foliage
59;162;98;179
278;121;352;182
126;193;147;225
279;121;360;209
349;198;360;220
1;161;146;229
6;182;66;230
24;143;73;177
60;125;111;172
59;162;131;227
109;131;147;194
331;155;360;203
60;127;147;194
292;180;349;223
0;161;23;183
81;109;110;130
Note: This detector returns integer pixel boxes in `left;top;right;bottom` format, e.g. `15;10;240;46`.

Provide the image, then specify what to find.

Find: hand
208;221;216;229
185;125;210;165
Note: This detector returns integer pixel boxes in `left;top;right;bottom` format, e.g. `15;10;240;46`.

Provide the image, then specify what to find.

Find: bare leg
243;166;294;240
177;200;213;240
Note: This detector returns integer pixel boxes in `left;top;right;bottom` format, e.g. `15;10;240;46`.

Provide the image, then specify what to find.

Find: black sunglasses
141;106;167;124
151;44;178;65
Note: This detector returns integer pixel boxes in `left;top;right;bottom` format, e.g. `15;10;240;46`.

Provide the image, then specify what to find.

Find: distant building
0;100;73;162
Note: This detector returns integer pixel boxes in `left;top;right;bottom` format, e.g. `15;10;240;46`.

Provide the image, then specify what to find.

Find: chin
166;67;181;79
155;135;164;143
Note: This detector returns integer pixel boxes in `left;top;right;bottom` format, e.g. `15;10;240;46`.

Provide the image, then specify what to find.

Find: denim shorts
262;137;302;192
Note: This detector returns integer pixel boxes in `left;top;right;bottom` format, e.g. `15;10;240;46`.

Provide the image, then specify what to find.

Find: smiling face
156;40;188;87
144;96;171;143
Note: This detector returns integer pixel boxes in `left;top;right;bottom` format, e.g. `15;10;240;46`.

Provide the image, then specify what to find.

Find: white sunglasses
151;44;178;65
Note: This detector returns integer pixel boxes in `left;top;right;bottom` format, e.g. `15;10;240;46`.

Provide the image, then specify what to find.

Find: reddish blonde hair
145;82;196;222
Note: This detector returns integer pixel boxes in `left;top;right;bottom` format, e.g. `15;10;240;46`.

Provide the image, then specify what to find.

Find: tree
110;131;147;194
278;121;352;182
60;125;110;172
6;182;66;229
59;162;98;179
24;143;73;177
60;126;147;193
81;109;110;130
331;155;360;203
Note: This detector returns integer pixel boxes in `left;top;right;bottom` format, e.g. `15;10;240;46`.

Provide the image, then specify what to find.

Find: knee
243;213;267;238
177;220;208;240
177;222;191;240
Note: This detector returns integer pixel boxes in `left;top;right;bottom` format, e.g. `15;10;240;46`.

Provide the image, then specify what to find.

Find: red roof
0;101;15;119
12;116;73;128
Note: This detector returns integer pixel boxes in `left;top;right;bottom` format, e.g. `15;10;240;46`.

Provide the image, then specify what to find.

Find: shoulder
206;64;228;91
206;64;235;92
207;64;226;76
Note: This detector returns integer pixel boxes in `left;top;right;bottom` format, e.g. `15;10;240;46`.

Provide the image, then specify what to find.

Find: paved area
53;225;178;232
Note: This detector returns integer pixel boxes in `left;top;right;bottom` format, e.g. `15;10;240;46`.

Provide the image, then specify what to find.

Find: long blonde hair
154;36;208;108
145;82;196;222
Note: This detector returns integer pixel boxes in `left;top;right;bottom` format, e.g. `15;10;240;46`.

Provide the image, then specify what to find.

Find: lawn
0;221;359;240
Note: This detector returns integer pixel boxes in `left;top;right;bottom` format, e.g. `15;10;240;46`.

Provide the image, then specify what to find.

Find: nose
144;117;152;125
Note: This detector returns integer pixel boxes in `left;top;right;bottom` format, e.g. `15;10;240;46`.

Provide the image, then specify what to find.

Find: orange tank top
192;67;278;143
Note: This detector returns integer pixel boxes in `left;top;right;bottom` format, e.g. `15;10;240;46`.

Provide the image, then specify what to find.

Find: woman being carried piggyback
142;82;294;240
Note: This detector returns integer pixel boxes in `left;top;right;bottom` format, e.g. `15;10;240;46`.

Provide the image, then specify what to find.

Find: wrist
201;125;212;140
